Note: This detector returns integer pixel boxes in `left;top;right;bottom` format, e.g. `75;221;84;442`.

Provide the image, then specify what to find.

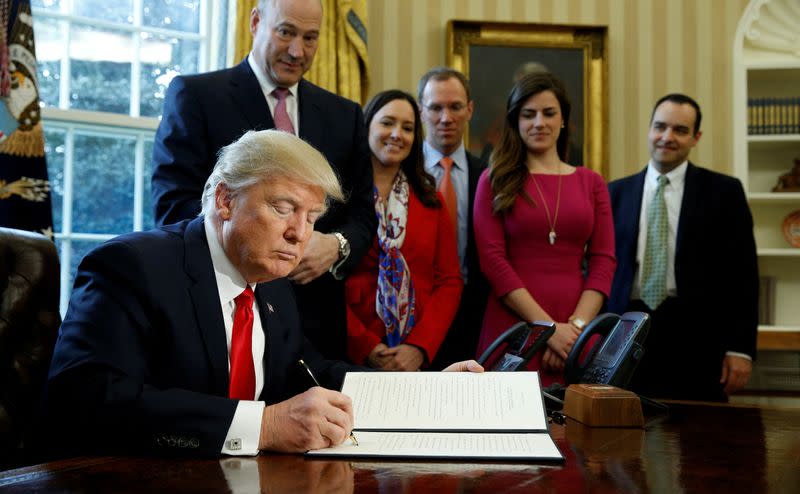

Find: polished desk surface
1;402;798;493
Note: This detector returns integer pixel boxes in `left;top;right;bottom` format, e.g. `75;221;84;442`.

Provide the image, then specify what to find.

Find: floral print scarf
374;170;416;347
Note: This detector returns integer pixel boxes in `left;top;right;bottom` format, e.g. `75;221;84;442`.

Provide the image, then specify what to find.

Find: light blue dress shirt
423;141;469;282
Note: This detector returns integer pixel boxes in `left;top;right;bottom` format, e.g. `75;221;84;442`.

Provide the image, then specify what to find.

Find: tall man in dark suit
608;94;758;401
47;130;358;457
151;0;375;361
417;68;489;369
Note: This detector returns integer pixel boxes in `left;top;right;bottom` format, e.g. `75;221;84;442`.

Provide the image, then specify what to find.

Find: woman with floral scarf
344;90;463;370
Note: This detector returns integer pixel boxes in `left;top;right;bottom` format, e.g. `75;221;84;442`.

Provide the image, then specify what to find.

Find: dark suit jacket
44;218;359;457
608;163;758;399
431;151;489;369
151;60;376;360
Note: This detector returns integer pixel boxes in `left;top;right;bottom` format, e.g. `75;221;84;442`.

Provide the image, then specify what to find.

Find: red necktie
229;286;255;400
272;87;295;134
438;156;458;239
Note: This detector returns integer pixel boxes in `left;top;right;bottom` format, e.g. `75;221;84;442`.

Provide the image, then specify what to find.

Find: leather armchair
0;227;60;469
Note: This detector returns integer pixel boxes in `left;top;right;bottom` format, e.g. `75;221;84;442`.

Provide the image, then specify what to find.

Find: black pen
298;359;358;446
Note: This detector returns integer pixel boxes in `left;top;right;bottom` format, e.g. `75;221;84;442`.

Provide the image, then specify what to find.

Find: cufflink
227;438;242;451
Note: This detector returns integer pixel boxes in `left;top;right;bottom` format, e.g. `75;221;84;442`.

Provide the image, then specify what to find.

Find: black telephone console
476;321;556;372
564;311;650;388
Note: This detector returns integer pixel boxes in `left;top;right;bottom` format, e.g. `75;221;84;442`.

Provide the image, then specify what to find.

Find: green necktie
641;175;670;310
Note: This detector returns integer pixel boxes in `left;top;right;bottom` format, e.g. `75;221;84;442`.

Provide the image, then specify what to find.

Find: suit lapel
465;152;485;263
625;168;647;253
297;80;325;148
466;153;484;213
183;218;230;396
254;285;274;395
676;162;700;260
228;60;275;131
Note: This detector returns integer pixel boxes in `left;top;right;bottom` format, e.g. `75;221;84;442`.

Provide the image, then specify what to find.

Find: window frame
33;0;233;313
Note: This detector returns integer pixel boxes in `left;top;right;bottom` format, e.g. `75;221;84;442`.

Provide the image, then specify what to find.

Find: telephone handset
564;311;650;388
477;321;556;372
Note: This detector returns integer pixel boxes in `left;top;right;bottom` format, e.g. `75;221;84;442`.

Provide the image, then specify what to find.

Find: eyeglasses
423;103;468;116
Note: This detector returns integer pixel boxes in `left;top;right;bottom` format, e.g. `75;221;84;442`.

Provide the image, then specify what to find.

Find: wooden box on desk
563;384;644;427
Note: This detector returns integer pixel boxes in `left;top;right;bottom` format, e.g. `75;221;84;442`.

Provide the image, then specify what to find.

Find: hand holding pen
298;359;359;446
258;383;356;452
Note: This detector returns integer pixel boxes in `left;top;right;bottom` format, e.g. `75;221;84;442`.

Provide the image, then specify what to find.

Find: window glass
69;25;133;113
73;0;133;24
32;0;63;9
44;128;66;230
65;239;105;289
72;133;136;234
33;17;64;108
143;0;201;33
140;34;199;117
33;0;226;313
142;139;155;230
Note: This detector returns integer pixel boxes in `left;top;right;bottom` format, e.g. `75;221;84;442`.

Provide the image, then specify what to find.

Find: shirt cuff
725;351;752;361
221;400;265;456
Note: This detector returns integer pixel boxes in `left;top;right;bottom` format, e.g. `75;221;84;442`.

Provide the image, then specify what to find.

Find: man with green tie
607;94;758;401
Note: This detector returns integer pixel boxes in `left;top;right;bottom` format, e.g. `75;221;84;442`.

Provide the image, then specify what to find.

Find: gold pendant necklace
530;164;563;245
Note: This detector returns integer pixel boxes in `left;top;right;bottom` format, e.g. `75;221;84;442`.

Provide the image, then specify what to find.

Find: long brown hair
363;90;440;208
489;72;572;214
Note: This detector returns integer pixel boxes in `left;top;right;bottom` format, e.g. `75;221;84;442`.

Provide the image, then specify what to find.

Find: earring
561;124;565;128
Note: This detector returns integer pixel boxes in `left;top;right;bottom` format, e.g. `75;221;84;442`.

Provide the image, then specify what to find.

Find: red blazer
345;190;463;365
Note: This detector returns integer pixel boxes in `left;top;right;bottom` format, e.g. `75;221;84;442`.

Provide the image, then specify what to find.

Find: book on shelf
758;276;776;326
747;97;800;135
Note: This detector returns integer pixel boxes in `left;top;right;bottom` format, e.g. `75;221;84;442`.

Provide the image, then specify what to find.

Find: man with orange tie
151;0;375;362
418;68;488;369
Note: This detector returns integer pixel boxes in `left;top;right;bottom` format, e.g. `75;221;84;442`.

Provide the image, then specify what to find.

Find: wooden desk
1;403;798;493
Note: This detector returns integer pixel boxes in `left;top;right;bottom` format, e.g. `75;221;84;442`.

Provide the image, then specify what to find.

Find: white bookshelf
733;0;800;340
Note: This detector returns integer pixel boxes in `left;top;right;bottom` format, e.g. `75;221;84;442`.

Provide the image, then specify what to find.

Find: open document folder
306;372;564;462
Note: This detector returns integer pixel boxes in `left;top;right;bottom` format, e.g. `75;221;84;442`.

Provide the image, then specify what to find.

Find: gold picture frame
447;20;608;178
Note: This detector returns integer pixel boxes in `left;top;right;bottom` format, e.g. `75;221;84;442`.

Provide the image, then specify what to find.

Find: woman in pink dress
473;72;616;386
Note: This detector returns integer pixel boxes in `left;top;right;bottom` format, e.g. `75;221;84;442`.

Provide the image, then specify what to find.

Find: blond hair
200;130;343;216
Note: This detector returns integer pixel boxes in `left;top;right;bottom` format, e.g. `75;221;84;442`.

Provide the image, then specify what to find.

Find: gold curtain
234;0;258;63
233;0;369;105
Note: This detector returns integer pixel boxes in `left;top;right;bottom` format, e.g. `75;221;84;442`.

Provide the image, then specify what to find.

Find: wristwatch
332;232;350;260
329;232;351;278
569;316;587;331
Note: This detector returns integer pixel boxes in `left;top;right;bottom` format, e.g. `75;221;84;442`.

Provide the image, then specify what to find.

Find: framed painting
447;21;608;177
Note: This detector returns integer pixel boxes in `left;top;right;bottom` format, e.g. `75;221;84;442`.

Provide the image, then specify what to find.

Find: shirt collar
646;160;688;189
204;218;253;305
423;141;467;172
247;52;299;98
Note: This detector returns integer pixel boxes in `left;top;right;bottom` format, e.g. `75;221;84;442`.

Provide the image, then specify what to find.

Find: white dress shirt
205;220;266;456
423;141;469;282
247;53;299;135
631;161;751;361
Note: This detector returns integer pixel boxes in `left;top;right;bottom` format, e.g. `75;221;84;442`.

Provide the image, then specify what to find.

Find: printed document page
306;431;563;461
341;372;547;431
